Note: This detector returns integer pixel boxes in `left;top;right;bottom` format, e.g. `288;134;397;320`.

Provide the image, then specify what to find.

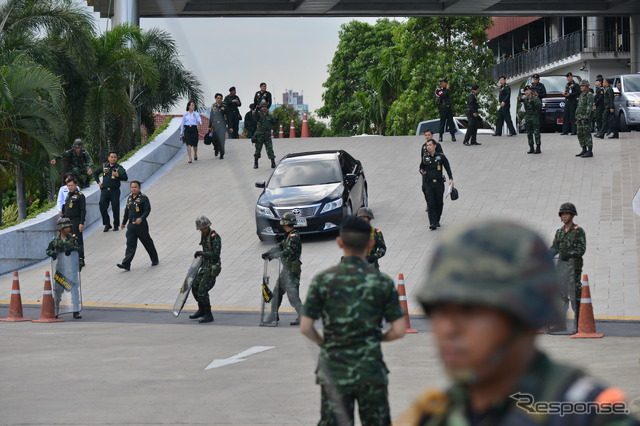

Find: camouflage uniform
192;229;221;316
522;92;542;152
576;87;594;151
266;227;303;319
254;109;276;161
46;234;83;265
365;228;386;270
303;256;405;426
396;221;636;426
61;148;94;188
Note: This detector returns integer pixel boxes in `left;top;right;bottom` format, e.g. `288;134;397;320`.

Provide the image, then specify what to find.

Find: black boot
253;159;258;169
575;148;587;157
438;134;443;142
527;144;534;154
271;158;276;168
198;304;214;323
534;144;541;154
189;302;204;319
263;312;279;324
582;146;593;158
73;312;82;319
451;134;456;142
219;153;224;160
290;317;300;326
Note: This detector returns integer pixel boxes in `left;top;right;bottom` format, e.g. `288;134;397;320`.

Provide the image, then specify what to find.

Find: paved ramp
4;132;640;319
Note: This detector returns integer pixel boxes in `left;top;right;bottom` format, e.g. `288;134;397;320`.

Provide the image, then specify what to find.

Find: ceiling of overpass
87;0;640;18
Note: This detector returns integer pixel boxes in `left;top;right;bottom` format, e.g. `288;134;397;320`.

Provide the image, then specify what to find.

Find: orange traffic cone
33;271;64;323
571;274;604;339
301;113;310;138
397;273;417;333
289;120;296;138
278;124;284;138
0;271;31;322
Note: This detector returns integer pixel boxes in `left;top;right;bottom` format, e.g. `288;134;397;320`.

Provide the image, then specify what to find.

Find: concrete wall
0;118;181;275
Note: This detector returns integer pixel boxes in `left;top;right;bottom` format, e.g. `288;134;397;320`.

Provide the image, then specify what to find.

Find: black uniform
494;84;516;136
420;150;453;228
95;162;128;228
530;82;547;100
436;87;456;140
593;84;605;134
463;91;479;145
223;94;242;139
598;86;618;138
62;190;86;262
253;90;272;109
120;192;158;267
244;109;257;138
562;80;580;135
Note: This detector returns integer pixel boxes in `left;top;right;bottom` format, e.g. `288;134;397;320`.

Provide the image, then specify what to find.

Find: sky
85;5;379;116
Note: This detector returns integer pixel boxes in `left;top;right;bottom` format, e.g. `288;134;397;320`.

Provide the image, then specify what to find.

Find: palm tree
0;55;64;221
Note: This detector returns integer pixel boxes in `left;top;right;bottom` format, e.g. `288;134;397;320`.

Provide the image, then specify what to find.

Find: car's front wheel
619;112;630;132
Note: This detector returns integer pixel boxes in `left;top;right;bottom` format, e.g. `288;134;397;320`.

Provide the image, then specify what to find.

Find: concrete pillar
549;17;562;42
631;15;640;74
112;0;139;28
585;16;605;52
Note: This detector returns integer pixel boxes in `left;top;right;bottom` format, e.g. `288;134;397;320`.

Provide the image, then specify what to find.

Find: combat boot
290;317;300;326
575;147;587;157
271;159;276;168
198;304;214;323
189;302;204;319
527;144;535;154
534;144;541;154
582;146;593;158
263;312;279;324
253;159;258;169
451;135;456;142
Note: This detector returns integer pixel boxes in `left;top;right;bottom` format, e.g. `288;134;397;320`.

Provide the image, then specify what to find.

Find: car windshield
623;75;640;92
268;160;342;188
540;76;578;93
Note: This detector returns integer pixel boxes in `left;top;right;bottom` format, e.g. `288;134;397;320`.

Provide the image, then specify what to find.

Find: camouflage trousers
192;264;221;306
558;260;582;320
319;383;390;426
525;118;541;146
254;134;275;160
271;270;302;316
71;167;91;188
577;122;593;148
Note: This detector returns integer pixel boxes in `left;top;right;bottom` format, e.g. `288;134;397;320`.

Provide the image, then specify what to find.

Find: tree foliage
271;105;327;138
319;17;497;136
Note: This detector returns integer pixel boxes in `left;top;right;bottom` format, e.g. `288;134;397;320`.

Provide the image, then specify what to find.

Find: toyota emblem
559;102;565;108
292;208;301;215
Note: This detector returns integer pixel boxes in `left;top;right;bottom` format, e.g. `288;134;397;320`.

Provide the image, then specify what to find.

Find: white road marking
204;346;275;370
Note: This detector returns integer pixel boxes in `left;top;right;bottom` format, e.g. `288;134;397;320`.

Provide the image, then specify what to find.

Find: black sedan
255;150;368;240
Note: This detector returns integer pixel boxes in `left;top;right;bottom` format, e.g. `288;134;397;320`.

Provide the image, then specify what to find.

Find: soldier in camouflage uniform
301;216;406;426
191;216;221;324
521;85;542;154
57;139;94;188
575;80;595;158
263;212;303;325
548;203;586;335
46;217;83;319
253;100;276;169
356;207;386;270
395;221;636;426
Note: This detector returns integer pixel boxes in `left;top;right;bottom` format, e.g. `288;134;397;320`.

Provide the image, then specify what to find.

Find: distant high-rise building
282;89;308;113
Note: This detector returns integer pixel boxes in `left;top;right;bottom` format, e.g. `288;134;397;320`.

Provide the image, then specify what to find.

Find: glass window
622;75;640;92
268;160;342;188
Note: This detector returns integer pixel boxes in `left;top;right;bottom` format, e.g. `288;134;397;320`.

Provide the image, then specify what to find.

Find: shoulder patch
211;233;216;237
376;229;382;233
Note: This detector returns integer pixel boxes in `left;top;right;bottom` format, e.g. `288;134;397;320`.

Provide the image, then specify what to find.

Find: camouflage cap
57;217;72;231
417;221;563;329
356;207;374;219
195;215;211;230
72;138;84;148
280;212;297;226
580;79;590;87
558;202;577;216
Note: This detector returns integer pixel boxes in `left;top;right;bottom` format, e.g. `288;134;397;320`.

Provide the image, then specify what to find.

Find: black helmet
558;203;577;216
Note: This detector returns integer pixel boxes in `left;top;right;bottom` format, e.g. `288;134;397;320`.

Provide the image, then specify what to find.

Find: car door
340;152;363;210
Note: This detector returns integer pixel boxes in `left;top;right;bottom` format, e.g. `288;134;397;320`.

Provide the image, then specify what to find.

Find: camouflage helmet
356;207;374;220
280;212;297;226
417;221;563;329
259;100;269;108
72;138;84;148
195;215;211;230
580;79;590;87
558;202;577;216
57;217;72;231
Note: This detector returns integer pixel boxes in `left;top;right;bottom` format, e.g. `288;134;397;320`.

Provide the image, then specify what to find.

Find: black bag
203;132;213;145
450;187;459;201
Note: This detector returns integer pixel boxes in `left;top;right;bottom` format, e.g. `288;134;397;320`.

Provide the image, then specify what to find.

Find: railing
492;29;630;79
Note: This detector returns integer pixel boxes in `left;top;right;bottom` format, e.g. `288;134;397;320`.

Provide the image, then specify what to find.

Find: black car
255;150;368;240
516;74;581;132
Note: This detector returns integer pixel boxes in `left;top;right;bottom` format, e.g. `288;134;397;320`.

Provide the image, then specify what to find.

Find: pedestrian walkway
3;130;640;319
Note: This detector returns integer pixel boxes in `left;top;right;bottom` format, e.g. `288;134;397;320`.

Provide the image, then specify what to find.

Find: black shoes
451;135;456;142
491;133;501;137
527;146;535;154
103;225;112;232
73;312;82;319
117;263;130;271
219;154;224;159
470;141;482;145
560;132;569;135
506;133;515;137
438;135;443;142
534;145;541;154
608;135;619;139
435;222;441;228
575;148;587;157
290;317;300;326
594;135;604;139
271;159;276;168
463;141;470;146
263;313;279;324
429;224;436;231
214;149;219;157
199;313;214;323
189;310;204;319
253;159;258;169
582;147;593;158
151;260;159;266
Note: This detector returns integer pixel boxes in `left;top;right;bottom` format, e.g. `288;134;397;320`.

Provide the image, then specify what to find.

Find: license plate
296;217;307;227
557;118;563;125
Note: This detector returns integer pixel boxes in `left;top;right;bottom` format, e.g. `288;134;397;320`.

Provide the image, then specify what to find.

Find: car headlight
321;198;343;214
626;100;640;108
256;204;275;219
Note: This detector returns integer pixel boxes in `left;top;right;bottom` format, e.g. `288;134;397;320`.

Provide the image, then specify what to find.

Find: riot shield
554;258;576;333
52;251;82;316
172;257;203;317
259;258;281;327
